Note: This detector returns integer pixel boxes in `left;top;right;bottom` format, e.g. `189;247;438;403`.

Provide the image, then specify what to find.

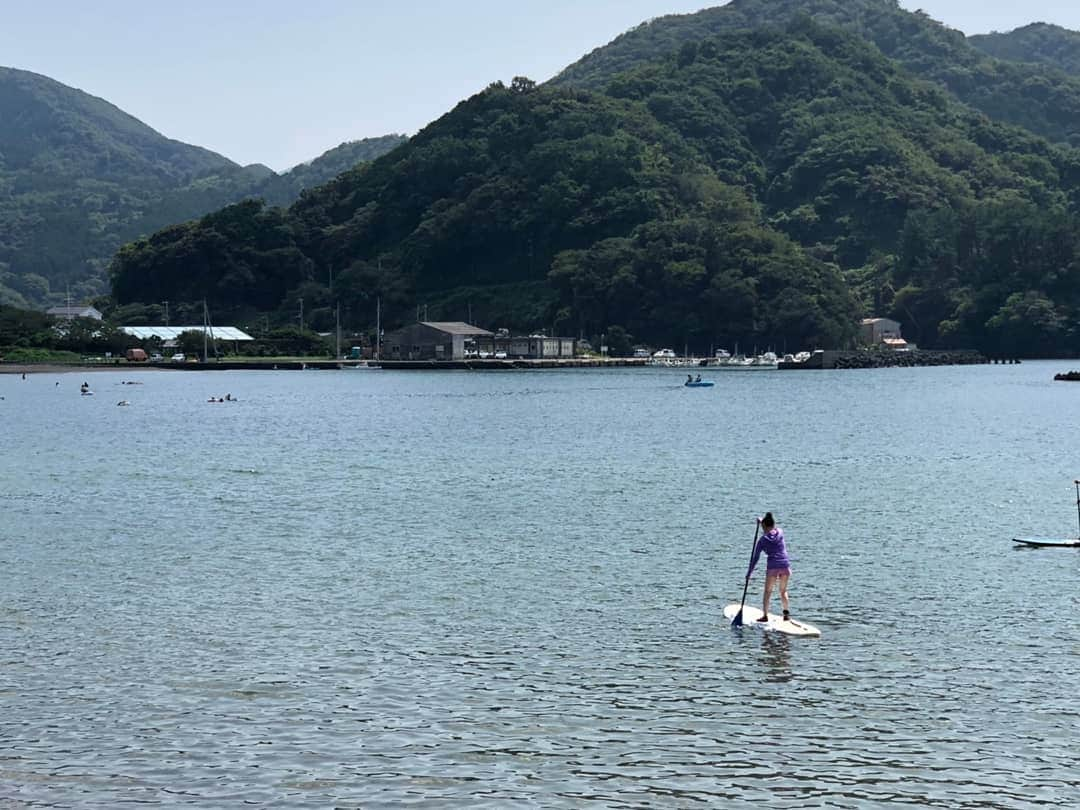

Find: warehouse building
382;322;494;361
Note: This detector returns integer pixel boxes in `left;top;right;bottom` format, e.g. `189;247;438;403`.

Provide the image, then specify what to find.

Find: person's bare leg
760;574;775;621
779;573;790;619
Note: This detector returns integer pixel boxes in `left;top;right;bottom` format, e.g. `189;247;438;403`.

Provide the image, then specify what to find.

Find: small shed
383;322;494;361
860;318;902;345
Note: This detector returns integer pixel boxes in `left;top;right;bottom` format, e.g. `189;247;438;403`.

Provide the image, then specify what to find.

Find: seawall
780;350;989;370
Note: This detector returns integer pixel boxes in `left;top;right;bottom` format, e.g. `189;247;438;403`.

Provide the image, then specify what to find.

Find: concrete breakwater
376;358;649;370
781;349;989;370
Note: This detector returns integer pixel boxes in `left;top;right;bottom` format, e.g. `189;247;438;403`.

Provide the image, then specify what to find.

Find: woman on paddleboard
747;512;791;623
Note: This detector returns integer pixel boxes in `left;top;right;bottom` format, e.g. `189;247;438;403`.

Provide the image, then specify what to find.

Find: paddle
731;520;761;628
1074;479;1079;538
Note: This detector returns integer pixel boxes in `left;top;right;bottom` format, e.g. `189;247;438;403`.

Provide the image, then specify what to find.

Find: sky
4;1;1080;172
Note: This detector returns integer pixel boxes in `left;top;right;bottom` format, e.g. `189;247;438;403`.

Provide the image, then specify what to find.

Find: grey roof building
383;322;493;361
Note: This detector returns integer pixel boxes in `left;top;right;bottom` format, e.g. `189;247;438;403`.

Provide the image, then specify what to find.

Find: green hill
110;75;860;351
554;0;1080;149
970;23;1080;78
257;135;408;207
0;66;235;307
108;15;1080;357
126;135;408;239
0;66;404;308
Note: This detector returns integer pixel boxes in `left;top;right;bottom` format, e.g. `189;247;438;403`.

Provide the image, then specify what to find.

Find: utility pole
161;301;169;327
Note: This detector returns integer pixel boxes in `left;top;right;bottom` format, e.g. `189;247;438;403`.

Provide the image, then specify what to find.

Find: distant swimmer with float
725;511;820;637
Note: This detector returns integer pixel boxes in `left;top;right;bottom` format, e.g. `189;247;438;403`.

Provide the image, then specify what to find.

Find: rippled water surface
1;363;1078;807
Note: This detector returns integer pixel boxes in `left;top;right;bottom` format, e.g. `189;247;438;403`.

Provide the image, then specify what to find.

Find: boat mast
335;302;341;360
203;299;218;362
376;296;381;362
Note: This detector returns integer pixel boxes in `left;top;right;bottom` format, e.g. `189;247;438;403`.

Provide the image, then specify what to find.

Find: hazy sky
4;1;1080;171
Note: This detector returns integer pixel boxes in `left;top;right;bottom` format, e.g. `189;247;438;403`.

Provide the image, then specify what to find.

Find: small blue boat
684;380;715;388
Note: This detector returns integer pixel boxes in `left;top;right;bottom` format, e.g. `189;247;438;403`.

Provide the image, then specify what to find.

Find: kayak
684;381;715;388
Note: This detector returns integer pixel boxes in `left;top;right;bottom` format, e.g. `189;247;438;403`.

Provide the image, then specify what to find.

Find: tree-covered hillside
0;67;234;307
257;135;408;207
109;14;1080;357
970;23;1080;78
111;75;860;353
0;66;403;309
554;0;1080;150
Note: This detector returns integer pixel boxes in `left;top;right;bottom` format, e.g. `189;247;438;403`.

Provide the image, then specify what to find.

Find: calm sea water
1;363;1077;808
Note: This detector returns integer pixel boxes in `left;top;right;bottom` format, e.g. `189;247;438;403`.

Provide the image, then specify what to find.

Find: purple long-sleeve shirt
747;528;790;576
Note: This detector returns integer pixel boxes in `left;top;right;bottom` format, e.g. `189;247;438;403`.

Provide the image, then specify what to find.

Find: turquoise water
1;364;1077;808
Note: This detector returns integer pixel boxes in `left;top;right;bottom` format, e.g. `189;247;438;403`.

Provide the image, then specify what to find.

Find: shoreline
0;364;170;375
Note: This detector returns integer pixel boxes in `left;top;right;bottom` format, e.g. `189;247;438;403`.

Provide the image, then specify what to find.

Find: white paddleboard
724;604;821;637
1012;537;1080;548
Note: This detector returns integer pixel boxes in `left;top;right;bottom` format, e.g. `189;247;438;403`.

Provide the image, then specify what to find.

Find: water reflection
759;633;793;683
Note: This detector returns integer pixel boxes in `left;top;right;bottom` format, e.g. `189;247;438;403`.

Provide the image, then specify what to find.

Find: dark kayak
684;381;715;388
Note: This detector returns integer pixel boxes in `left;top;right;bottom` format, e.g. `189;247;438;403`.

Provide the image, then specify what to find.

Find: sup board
1012;537;1080;548
724;604;821;637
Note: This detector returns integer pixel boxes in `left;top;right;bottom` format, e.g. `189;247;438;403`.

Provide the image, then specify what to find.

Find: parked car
494;351;507;359
125;348;148;362
149;352;163;362
170;353;186;363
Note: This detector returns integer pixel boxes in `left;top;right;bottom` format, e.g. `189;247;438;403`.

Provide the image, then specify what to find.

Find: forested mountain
120;136;408;242
256;135;407;207
555;0;1080;150
110;75;859;352
109;11;1080;357
970;23;1080;78
0;66;403;308
0;67;235;307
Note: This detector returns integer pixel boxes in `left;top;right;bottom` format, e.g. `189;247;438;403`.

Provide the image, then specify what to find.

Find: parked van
125;348;148;362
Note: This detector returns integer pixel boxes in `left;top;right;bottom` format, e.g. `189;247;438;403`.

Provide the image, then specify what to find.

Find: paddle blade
731;609;744;628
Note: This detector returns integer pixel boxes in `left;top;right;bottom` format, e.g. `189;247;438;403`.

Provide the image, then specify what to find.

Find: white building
860;318;905;348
